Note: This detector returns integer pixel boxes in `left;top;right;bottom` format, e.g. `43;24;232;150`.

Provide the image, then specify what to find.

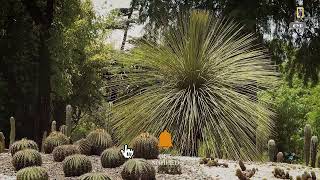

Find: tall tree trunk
120;0;136;50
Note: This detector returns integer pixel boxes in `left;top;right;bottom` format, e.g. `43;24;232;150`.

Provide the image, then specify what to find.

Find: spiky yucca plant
63;154;92;177
79;173;111;180
12;149;42;170
131;132;159;159
121;158;156;180
110;10;277;159
43;131;70;153
10;138;39;156
86;129;113;155
16;166;49;180
52;145;80;162
101;147;126;168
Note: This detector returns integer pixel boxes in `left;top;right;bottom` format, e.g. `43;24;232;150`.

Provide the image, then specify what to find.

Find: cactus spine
0;132;5;153
51;121;57;132
66;105;72;137
268;139;276;162
304;124;312;166
10;117;15;146
311;136;318;168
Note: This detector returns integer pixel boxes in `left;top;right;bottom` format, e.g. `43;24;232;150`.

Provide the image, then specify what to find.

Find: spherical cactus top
12;149;42;171
74;138;92;155
79;173;111;180
52;145;80;162
10;138;39;156
86;129;113;155
131;132;159;159
43;131;70;153
121;158;156;180
16;166;48;180
63;154;92;177
101;147;126;168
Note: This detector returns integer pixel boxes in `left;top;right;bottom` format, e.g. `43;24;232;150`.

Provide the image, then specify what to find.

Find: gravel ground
0;153;320;180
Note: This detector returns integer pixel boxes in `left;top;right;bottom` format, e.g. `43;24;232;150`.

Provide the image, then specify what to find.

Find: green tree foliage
111;11;278;159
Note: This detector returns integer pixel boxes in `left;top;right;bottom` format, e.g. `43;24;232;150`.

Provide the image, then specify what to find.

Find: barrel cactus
0;132;5;153
63;154;92;177
43;131;70;153
86;129;113;155
74;138;92;155
311;136;318;168
101;147;126;168
10;138;39;156
131;132;159;159
79;173;111;180
268;139;276;162
121;158;156;180
12;149;42;170
52;145;80;162
16;166;48;180
304;124;312;166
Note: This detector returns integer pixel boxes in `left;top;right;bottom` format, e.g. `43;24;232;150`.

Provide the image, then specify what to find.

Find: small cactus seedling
12;149;42;170
43;131;70;153
16;166;49;180
63;154;92;177
0;132;5;153
304;124;312;166
311;136;318;168
79;173;111;180
101;147;126;168
268;139;276;162
86;129;113;155
9;138;39;155
121;158;156;180
10;117;16;146
52;145;80;162
277;152;284;163
131;132;159;159
51;121;57;132
74;138;92;155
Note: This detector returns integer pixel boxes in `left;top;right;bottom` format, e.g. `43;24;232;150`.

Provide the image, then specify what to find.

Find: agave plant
111;10;277;159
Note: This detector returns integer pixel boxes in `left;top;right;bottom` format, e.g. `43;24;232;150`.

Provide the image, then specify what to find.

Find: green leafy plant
63;154;92;177
52;145;80;162
86;129;113;155
131;132;159;159
74;138;92;155
79;173;111;180
111;10;277;159
43;131;70;153
100;147;126;168
16;166;49;180
121;158;156;180
12;149;42;170
9;138;39;156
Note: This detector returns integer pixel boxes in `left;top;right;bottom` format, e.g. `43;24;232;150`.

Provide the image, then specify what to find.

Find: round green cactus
86;129;113;155
79;173;111;180
101;147;126;168
16;166;48;180
52;145;80;162
12;149;42;170
9;138;39;156
131;132;159;159
63;154;92;177
74;138;92;155
43;131;70;153
121;158;156;180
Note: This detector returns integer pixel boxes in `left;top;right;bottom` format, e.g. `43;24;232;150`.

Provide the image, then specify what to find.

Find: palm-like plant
111;10;278;160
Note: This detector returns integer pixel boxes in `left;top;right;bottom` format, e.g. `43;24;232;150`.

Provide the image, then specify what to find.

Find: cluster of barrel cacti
131;132;159;159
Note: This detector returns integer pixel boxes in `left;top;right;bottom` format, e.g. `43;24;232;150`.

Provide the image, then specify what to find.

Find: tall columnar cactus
268;139;276;162
0;132;5;153
59;125;68;136
74;138;92;155
121;158;156;180
41;131;47;152
63;154;92;177
51;121;57;132
86;129;113;155
16;166;49;180
101;147;126;168
79;173;111;180
43;132;70;153
304;124;312;166
12;149;42;170
9;138;39;156
66;105;72;137
131;132;159;159
10;116;16;146
52;145;80;162
311;136;318;168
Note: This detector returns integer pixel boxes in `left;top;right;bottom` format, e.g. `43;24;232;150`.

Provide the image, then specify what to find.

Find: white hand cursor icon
121;144;134;159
